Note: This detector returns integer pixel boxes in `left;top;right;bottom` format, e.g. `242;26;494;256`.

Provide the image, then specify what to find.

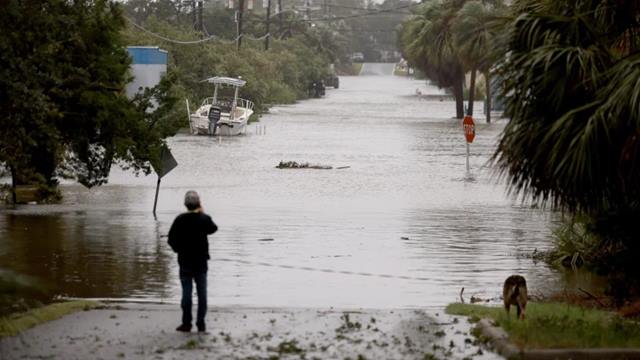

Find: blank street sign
152;145;178;178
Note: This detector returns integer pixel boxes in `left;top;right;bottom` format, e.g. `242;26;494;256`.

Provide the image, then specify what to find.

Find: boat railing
237;98;254;111
201;97;215;106
201;97;254;112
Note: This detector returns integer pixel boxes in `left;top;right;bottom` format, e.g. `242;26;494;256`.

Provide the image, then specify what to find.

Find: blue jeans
179;269;207;328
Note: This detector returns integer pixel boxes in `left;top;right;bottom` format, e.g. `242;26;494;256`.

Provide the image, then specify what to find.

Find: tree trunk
485;71;491;123
265;0;271;50
467;68;476;116
237;0;245;50
10;165;16;204
278;0;283;37
453;79;464;119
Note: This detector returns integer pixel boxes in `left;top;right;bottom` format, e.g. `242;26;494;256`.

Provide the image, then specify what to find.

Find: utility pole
304;0;310;20
299;0;320;26
277;0;283;36
265;0;272;50
198;1;203;38
192;0;197;30
237;0;245;50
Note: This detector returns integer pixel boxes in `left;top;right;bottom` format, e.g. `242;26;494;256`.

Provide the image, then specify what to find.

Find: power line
310;3;419;21
126;1;420;45
244;33;272;41
269;2;420;24
128;16;272;45
325;2;410;12
326;3;379;11
343;28;402;33
127;17;227;44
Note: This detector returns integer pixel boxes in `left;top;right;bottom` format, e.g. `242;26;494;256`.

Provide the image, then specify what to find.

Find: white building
125;46;168;99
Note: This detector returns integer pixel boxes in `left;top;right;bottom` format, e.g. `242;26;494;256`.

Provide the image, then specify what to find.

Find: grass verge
352;63;363;75
0;300;100;338
446;302;640;349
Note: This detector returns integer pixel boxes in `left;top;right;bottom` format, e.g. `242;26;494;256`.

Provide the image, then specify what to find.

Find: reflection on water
0;211;173;300
0;75;578;308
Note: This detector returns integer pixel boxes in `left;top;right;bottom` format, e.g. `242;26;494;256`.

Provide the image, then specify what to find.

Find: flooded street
0;70;568;310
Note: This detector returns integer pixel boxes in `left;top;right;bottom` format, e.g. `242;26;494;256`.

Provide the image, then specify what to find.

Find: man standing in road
168;190;218;332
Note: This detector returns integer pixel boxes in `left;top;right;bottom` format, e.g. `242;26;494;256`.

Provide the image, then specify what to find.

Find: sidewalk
0;304;495;359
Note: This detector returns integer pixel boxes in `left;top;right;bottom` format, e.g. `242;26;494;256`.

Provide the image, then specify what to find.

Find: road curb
476;318;640;360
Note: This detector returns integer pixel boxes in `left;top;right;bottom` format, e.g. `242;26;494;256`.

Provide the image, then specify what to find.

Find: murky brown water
0;68;591;309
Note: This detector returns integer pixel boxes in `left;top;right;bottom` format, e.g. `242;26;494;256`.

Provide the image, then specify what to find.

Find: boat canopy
202;76;246;87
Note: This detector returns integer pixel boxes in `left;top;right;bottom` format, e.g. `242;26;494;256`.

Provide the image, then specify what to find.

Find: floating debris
276;161;332;170
258;238;274;242
470;295;490;304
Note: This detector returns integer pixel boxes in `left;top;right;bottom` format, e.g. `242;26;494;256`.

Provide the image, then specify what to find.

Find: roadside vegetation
490;0;640;293
1;0;416;200
122;18;334;114
1;0;417;202
0;300;99;338
0;0;182;196
351;63;364;76
447;303;640;349
0;0;184;197
0;0;341;201
0;269;100;338
0;270;50;317
0;268;99;337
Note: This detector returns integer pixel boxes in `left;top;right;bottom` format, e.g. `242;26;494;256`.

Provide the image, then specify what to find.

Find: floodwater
0;64;586;310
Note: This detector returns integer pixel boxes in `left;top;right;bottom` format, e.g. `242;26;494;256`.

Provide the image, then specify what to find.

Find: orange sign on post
463;115;475;143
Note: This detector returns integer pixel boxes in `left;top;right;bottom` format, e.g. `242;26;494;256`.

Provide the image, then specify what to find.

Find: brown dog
503;275;527;320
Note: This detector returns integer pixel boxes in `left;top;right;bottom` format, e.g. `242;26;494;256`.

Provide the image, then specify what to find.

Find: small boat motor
208;106;221;136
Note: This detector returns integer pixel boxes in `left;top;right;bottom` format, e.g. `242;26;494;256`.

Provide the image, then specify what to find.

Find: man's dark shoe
176;324;192;332
197;324;206;333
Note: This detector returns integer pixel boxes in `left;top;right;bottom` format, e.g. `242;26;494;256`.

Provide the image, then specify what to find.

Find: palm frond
492;0;640;214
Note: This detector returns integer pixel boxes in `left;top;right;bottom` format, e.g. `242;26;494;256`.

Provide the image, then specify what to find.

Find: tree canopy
493;0;640;213
0;0;180;190
399;0;506;119
400;1;474;118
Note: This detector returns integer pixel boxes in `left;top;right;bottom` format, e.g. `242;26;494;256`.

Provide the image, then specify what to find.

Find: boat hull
216;120;247;136
190;109;253;136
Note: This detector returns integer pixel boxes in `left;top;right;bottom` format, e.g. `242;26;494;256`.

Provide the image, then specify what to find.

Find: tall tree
0;0;180;193
400;0;466;118
492;0;640;241
452;0;506;122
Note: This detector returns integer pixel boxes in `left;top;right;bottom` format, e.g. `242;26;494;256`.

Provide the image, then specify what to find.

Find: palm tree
452;0;507;122
492;0;640;238
400;0;466;118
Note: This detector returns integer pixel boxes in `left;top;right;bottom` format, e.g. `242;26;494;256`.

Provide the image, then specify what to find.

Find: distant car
352;52;364;62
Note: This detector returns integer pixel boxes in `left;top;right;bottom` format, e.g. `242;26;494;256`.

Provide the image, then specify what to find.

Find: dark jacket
168;212;218;272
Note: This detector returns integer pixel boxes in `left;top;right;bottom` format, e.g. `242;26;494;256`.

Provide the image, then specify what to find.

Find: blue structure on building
125;46;168;99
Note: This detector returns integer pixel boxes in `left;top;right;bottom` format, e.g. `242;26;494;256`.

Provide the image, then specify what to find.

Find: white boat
188;76;254;136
